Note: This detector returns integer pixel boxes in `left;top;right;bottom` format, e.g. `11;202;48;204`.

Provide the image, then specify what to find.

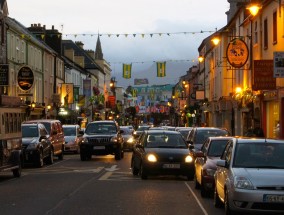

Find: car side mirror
120;130;124;134
79;130;84;135
194;150;204;158
216;159;226;168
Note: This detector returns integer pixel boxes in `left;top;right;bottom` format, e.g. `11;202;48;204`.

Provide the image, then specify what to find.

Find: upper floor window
264;18;268;49
273;11;277;44
254;21;258;44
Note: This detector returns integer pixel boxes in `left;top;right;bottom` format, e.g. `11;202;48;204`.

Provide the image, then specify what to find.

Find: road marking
105;165;119;171
184;182;208;215
74;167;104;173
98;171;113;180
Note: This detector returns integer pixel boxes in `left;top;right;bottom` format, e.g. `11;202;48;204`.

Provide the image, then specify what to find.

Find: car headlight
27;143;37;150
185;155;193;163
234;176;254;189
147;154;157;162
127;137;134;143
203;168;216;176
111;136;118;142
81;138;89;144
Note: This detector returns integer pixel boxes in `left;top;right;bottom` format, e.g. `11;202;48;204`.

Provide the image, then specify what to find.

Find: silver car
214;137;284;214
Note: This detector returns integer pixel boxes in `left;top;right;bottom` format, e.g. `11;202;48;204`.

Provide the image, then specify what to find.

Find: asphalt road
0;152;225;215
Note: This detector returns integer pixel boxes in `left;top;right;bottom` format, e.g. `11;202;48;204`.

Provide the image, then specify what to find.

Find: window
273;11;277;44
264;18;268;49
254;21;258;44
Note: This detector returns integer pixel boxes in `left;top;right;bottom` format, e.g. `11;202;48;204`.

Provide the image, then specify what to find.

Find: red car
194;136;232;197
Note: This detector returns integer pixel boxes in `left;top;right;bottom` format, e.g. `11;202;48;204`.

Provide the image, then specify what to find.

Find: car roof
207;136;233;140
234;137;284;144
88;120;116;124
144;130;180;135
63;124;79;128
23;119;61;123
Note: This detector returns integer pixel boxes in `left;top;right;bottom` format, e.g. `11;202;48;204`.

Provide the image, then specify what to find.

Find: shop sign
0;64;9;86
273;51;284;77
253;60;276;90
226;38;249;68
17;66;34;91
108;96;116;108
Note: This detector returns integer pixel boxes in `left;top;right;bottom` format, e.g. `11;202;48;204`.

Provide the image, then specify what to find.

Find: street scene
1;0;284;214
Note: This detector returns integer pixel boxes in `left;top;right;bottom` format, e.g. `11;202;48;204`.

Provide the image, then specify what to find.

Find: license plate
163;164;180;169
264;194;284;203
93;146;105;150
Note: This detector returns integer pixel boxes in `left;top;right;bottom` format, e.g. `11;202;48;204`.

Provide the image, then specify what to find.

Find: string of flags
63;30;216;38
122;61;167;79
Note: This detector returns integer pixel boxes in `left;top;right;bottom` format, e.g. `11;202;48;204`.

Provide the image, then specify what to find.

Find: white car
214;137;284;214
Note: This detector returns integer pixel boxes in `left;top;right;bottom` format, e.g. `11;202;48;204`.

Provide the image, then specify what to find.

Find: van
22;119;65;160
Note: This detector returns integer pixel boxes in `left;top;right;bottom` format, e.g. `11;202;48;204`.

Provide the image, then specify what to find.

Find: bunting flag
156;61;166;77
122;63;132;79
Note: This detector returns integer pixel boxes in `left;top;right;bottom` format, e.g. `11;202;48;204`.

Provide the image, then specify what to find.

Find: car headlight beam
185;155;193;163
147;154;157;162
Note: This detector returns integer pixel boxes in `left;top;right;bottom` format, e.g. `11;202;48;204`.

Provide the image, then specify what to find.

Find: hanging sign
226;38;249;68
17;66;34;91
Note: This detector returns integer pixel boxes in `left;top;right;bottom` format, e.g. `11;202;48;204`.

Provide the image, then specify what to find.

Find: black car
21;123;53;167
79;120;124;161
133;125;150;139
131;130;195;180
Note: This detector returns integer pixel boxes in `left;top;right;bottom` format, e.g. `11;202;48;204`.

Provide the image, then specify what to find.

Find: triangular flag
156;62;166;77
122;63;132;79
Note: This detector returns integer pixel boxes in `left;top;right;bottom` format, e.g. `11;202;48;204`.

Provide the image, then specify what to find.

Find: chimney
75;41;84;49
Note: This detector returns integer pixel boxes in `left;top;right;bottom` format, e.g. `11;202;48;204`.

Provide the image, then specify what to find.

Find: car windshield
63;127;76;136
178;129;192;139
120;127;131;135
41;122;51;133
22;126;38;138
233;142;284;168
145;133;187;148
137;126;149;131
207;140;229;157
196;129;228;144
85;123;117;134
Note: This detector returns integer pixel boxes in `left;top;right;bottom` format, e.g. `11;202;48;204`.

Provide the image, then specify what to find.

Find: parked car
21;122;53;167
0;139;22;177
133;125;150;139
79;120;124;161
131;130;195;180
120;126;135;151
194;136;233;197
63;124;83;154
187;127;230;151
23;119;65;160
214;137;284;214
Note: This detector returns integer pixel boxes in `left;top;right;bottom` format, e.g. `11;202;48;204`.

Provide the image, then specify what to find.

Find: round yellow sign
226;38;249;68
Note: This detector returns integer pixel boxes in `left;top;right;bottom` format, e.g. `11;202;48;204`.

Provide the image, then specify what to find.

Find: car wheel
37;151;44;168
12;159;22;177
140;164;148;180
225;189;235;215
186;170;194;181
200;181;208;198
115;148;122;160
58;146;64;160
194;174;201;189
80;151;87;161
46;149;54;165
131;159;139;176
214;186;223;208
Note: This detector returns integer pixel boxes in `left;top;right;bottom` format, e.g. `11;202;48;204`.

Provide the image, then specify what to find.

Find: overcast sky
7;0;230;87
